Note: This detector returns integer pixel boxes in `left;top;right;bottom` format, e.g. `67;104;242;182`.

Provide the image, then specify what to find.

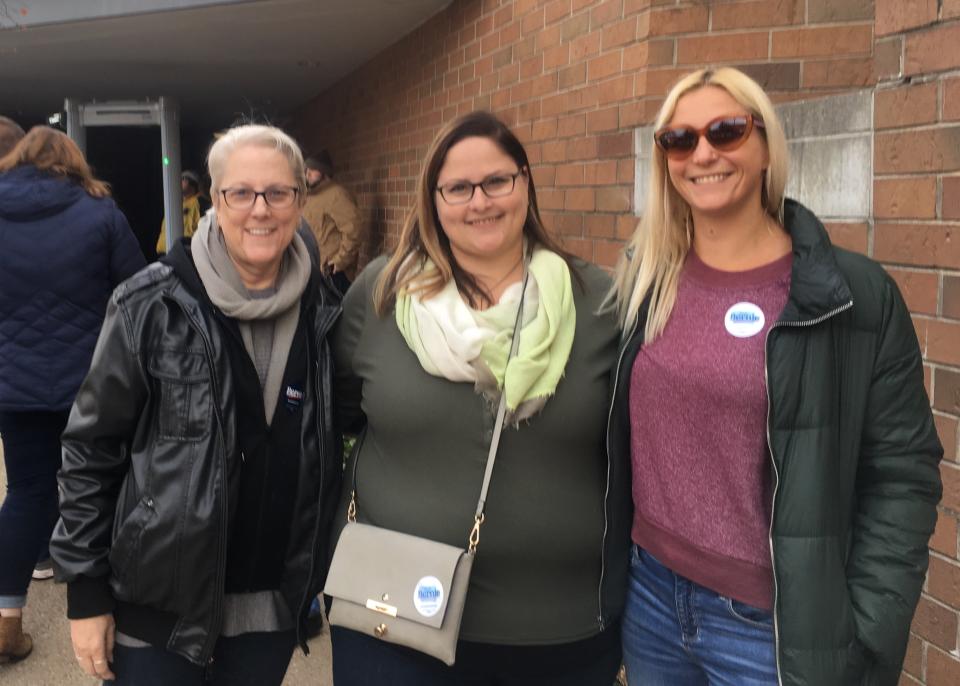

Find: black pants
0;410;68;606
331;623;622;686
106;630;296;686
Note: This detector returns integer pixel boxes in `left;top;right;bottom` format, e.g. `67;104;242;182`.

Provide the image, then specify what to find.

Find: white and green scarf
396;248;576;422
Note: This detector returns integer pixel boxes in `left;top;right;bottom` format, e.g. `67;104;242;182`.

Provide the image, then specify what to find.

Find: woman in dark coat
0;126;145;663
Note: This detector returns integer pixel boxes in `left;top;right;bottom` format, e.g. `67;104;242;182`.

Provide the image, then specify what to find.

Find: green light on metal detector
163;156;170;166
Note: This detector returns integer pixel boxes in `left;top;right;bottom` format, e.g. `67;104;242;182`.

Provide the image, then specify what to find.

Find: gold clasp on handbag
468;513;484;553
373;623;388;638
347;490;357;523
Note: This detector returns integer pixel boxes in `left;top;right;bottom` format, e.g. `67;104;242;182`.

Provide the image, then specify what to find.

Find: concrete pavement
0;441;333;685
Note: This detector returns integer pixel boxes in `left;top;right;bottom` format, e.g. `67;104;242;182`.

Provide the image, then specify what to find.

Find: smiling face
213;144;301;289
433;136;529;271
665;86;769;223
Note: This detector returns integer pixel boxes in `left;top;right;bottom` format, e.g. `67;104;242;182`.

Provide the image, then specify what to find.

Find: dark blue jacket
0;165;146;411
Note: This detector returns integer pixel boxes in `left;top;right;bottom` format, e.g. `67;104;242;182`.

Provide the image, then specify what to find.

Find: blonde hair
608;67;789;340
0;126;111;198
207;124;306;200
373;111;572;314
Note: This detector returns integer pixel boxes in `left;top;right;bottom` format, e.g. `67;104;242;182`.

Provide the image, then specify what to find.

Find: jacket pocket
109;495;157;597
148;350;211;442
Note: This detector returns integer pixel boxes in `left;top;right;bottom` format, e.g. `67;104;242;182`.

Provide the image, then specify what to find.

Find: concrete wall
292;2;960;682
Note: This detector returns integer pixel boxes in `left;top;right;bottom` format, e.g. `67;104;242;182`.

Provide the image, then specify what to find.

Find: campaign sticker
724;302;765;338
413;576;444;618
284;385;304;412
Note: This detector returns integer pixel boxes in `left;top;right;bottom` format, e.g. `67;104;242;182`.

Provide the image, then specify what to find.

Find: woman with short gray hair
52;124;342;685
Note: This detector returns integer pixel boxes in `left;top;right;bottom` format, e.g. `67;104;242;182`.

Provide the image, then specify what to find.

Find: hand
70;614;116;680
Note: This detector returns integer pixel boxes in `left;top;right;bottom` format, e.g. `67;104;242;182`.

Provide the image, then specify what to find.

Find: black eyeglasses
654;114;765;160
436;171;524;205
219;186;299;210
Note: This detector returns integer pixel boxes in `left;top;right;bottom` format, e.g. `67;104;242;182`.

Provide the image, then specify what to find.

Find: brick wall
292;1;960;681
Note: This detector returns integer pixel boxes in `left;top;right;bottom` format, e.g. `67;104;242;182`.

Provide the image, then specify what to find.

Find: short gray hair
207;124;306;199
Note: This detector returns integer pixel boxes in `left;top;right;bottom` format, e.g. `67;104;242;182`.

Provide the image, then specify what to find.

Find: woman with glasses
607;67;942;685
329;110;628;684
51;124;342;685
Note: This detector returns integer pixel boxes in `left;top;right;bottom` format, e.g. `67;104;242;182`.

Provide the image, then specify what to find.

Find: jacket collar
778;199;853;323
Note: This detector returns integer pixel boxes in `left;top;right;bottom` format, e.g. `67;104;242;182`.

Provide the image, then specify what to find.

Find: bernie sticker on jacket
724;302;765;338
413;576;444;617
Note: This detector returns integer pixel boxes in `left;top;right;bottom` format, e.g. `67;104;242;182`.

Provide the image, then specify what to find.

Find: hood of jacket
0;165;89;222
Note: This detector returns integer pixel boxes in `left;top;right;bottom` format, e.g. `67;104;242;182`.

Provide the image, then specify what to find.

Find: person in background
51;124;342;685
156;169;205;255
301;150;363;294
608;66;942;685
330;111;628;685
0;115;25;157
0;126;145;664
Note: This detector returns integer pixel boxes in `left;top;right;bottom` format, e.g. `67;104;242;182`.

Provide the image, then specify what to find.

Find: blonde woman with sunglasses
607;67;942;685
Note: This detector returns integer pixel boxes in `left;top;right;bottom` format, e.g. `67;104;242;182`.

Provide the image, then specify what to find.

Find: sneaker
31;559;54;581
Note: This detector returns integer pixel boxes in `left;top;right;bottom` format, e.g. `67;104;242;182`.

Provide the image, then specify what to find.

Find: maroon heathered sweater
629;249;791;610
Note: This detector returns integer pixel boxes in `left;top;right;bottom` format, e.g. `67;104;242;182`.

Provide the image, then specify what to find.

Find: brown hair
374;110;573;314
0;116;25;158
0;126;111;198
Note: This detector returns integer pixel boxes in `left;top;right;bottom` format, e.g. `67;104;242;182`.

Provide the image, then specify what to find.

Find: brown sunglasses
654;114;766;160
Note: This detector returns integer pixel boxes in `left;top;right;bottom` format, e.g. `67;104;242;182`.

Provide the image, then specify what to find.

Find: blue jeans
621;546;778;686
0;410;69;608
106;630;296;685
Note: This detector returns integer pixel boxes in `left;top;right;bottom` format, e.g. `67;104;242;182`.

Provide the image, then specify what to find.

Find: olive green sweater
331;256;623;644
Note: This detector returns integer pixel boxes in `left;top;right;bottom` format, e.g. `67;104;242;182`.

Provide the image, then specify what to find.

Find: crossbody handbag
323;267;529;666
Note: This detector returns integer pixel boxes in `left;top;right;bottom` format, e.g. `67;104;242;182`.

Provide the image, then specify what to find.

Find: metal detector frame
65;97;183;250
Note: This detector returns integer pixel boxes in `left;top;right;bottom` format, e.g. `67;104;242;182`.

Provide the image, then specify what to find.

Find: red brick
587;106;619;133
545;0;573;24
597;74;634;105
677;32;769;64
944;275;960;319
521;7;545;34
598;131;632;157
560;236;592;261
808;0;873;22
570;30;602;61
802;57;874;89
595;239;623;268
590;0;624;28
875;83;938;130
947;0;960;18
636;68;689;97
886;268;939;315
873;178;937;219
902;633;923;679
906;23;960;76
543;44;569;70
823;222;868;254
928;319;960;366
712;0;804;29
899;672;922;685
602;17;638;49
559;62;587;89
623;39;674;70
876;0;939;37
927;646;960;686
617;158;634;183
586;160;618;185
585;214;616;239
557;113;586;137
588;51;622;80
945;78;960;122
596;186;631;212
555;163;584;186
931;511;958;558
935;414;958;463
772;26;873;59
566;135;598;159
561;12;591;41
928;556;960;609
874;223;960;269
910;595;959;651
944;177;960;220
645;6;709;37
876;128;960;174
875;37;903;82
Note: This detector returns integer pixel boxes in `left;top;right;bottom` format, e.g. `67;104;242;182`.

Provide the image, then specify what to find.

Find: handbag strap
467;264;528;553
349;258;531;555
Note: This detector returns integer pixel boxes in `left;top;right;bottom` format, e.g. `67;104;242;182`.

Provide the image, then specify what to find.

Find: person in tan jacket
302;151;362;294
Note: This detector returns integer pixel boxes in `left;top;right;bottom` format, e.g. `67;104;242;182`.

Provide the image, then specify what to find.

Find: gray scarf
192;212;312;423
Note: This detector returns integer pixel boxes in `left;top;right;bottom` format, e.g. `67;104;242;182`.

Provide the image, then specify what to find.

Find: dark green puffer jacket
608;199;943;685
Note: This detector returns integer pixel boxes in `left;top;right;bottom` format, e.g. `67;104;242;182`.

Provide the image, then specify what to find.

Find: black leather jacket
51;239;342;665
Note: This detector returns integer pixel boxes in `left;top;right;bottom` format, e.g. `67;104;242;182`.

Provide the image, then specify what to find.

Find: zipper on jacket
763;299;852;686
599;316;641;629
178;300;230;664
